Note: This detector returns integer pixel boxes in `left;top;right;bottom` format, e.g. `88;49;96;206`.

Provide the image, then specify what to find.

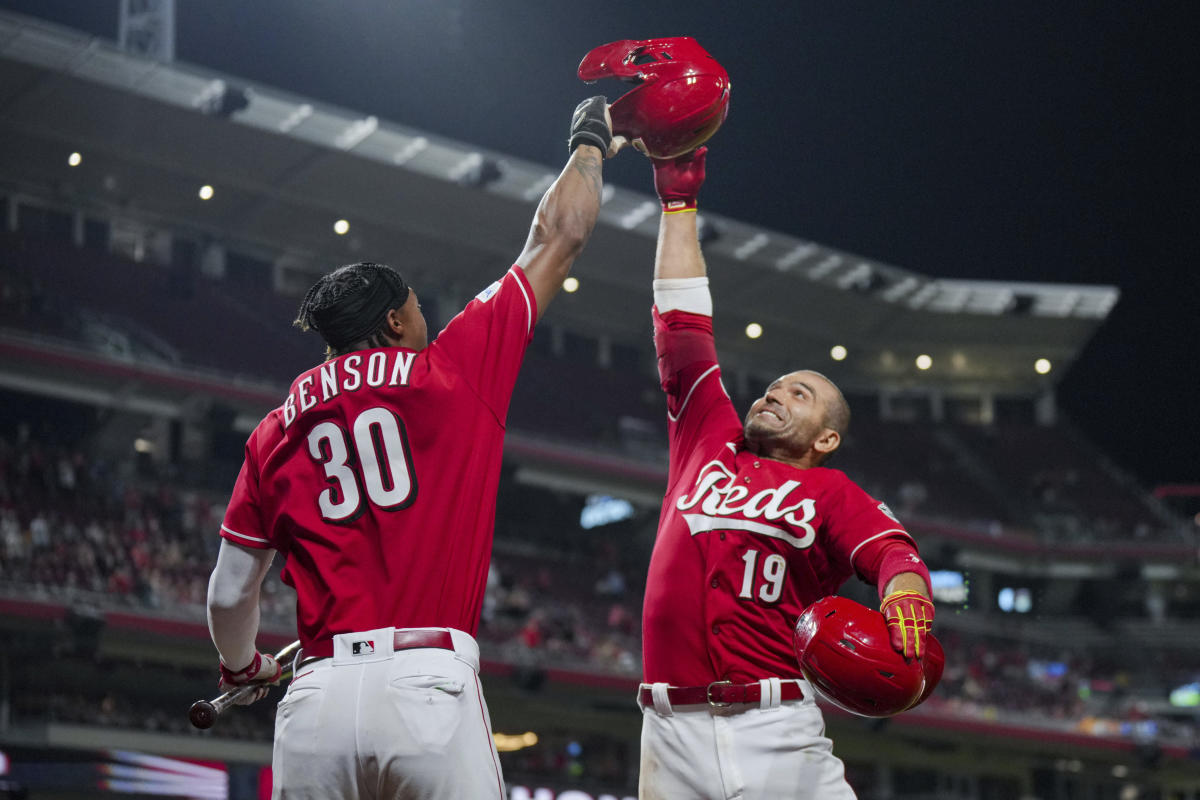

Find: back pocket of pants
384;675;468;752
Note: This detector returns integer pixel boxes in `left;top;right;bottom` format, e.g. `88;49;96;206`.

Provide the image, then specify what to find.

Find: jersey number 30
306;407;416;522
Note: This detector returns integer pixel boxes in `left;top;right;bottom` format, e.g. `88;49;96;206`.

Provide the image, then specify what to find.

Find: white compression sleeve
653;277;712;316
207;540;274;670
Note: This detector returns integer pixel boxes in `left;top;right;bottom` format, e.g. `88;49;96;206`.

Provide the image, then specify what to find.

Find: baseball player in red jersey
635;146;936;799
205;96;623;799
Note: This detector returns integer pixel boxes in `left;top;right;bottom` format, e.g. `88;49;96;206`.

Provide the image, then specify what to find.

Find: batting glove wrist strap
219;652;262;685
568;95;612;156
880;590;935;661
652;146;707;212
218;651;281;686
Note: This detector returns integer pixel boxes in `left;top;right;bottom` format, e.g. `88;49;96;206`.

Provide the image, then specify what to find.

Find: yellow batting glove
880;590;935;661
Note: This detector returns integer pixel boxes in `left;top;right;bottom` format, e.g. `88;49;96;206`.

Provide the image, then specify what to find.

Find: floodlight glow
830;345;847;361
929;570;967;604
68;152;82;167
563;277;579;293
493;731;539;752
1035;358;1052;374
580;495;634;529
1170;682;1200;707
198;185;214;200
333;219;350;235
1014;588;1032;613
915;354;932;370
745;323;763;339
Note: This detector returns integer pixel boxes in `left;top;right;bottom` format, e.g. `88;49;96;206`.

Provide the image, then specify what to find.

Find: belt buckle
706;680;733;708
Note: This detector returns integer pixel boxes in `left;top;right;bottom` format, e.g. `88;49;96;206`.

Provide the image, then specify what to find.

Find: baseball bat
189;639;302;730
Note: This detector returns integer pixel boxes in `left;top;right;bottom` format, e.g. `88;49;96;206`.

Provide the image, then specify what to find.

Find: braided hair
294;262;410;359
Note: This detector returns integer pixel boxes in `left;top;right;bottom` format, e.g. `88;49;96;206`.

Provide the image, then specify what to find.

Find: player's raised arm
516;96;618;321
651;147;713;318
652;147;709;282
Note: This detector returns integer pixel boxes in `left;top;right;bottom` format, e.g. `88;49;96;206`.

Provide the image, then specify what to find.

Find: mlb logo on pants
352;640;375;656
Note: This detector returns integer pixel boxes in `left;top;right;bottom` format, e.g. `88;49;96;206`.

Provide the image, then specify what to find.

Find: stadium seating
3;227;1198;787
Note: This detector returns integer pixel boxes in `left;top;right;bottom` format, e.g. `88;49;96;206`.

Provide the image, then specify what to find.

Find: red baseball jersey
643;308;918;685
220;267;536;649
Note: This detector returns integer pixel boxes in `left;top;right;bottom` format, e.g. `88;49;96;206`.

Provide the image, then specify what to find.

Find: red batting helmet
578;37;731;159
911;632;944;708
793;596;938;718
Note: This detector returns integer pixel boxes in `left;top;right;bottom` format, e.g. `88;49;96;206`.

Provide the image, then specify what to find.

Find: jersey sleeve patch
475;280;502;303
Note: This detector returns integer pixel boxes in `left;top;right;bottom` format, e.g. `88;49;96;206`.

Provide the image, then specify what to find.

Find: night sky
3;0;1197;489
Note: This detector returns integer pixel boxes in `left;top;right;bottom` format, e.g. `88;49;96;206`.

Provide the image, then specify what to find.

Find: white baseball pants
638;679;856;800
271;627;504;799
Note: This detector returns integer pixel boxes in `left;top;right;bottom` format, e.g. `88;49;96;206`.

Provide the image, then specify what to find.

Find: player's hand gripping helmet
793;596;944;718
578;37;731;159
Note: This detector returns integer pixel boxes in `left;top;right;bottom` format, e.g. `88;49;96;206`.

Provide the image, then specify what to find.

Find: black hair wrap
297;262;410;349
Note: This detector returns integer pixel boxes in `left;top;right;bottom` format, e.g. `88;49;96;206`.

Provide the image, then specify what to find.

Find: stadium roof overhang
0;11;1118;398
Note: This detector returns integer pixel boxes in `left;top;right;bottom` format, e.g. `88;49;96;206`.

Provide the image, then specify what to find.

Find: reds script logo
675;459;818;549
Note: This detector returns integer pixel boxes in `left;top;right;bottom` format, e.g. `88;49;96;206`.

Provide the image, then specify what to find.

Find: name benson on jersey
283;350;418;428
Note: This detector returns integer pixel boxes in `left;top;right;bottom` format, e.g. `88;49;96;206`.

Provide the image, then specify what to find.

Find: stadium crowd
1;420;1197;755
3;230;1191;549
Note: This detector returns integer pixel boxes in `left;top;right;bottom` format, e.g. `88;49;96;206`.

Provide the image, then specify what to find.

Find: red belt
301;629;455;661
638;680;804;708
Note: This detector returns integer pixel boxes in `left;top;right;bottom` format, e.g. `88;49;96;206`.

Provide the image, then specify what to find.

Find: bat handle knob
189;699;216;730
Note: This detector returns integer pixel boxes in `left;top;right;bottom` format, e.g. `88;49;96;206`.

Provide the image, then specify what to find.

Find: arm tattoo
570;151;604;199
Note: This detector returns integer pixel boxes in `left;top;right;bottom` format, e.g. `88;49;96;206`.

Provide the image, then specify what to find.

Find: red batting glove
880;591;935;661
652;146;708;212
218;651;282;706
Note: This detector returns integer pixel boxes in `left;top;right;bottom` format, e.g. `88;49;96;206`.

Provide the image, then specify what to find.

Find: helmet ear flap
909;633;945;709
578;39;645;83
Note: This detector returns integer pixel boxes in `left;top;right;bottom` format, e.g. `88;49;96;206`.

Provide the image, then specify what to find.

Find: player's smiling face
743;371;839;465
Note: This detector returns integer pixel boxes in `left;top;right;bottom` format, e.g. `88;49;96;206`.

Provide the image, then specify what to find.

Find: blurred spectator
2;420;1197;750
594;568;627;597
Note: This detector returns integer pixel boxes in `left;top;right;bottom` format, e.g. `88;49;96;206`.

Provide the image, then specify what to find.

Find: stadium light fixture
1035;358;1052;374
333;219;350;235
562;277;579;293
745;322;763;339
915;354;932;370
68;151;82;167
830;345;847;361
198;185;214;201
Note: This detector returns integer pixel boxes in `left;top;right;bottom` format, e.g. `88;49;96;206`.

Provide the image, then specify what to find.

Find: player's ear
813;428;840;456
386;306;405;336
